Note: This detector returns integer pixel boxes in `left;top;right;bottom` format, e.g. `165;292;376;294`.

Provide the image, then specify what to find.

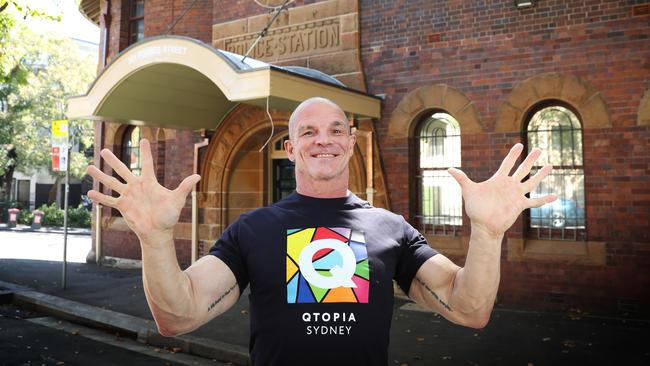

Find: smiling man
86;97;556;366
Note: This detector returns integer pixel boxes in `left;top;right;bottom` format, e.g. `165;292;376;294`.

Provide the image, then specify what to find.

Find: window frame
266;132;295;205
121;126;142;177
524;100;587;241
412;110;463;237
127;0;145;46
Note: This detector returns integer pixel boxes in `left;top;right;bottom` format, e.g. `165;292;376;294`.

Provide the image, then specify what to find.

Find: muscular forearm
450;225;502;321
139;230;197;335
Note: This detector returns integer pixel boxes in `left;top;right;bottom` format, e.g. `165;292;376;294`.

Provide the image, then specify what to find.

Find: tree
0;2;95;203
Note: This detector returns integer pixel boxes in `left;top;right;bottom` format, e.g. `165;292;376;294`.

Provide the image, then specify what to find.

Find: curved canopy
67;36;381;130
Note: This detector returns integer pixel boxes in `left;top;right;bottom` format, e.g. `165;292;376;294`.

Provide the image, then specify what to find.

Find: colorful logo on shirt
286;227;369;304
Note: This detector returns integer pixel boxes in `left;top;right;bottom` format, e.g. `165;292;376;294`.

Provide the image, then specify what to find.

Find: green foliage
17;207;33;225
35;202;91;228
0;2;95;200
38;202;64;226
68;204;91;228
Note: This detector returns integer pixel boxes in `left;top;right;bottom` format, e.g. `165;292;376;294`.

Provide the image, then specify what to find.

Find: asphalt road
0;304;226;366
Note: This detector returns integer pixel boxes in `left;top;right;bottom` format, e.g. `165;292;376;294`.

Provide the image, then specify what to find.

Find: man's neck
296;186;350;199
295;177;350;198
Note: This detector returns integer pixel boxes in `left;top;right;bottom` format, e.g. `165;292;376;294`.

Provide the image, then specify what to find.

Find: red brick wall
360;0;650;315
145;0;213;42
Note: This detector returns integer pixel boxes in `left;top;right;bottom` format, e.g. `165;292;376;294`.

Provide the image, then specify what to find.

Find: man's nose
314;131;332;145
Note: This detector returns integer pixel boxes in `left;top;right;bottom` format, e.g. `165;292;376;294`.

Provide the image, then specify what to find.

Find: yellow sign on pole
52;120;69;138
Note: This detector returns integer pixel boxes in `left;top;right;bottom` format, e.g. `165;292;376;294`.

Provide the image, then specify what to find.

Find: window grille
415;113;462;236
526;105;586;240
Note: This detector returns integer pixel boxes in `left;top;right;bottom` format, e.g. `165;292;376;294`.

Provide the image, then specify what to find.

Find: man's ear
284;139;295;162
349;133;357;150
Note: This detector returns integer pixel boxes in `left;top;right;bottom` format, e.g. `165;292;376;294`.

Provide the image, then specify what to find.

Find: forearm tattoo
207;283;237;312
416;277;453;312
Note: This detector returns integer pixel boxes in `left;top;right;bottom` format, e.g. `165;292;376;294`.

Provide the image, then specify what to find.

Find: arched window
122;126;142;176
416;112;462;235
526;104;585;240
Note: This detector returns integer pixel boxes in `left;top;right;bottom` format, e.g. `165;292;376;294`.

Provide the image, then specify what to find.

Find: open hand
448;143;556;238
85;139;200;242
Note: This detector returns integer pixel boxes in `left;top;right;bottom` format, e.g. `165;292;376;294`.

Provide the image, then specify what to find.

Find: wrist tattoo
207;283;237;312
416;277;453;312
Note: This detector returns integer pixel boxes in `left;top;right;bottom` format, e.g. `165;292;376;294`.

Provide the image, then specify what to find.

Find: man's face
285;102;356;183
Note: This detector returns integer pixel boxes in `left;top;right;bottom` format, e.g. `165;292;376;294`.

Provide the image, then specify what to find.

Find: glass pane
130;19;144;44
124;127;141;176
420;170;462;226
273;159;295;203
527;105;585;233
132;0;144;17
527;106;582;167
417;112;462;232
419;113;461;169
529;168;585;229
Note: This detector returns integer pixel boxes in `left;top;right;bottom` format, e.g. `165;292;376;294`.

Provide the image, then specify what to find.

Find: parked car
530;197;585;228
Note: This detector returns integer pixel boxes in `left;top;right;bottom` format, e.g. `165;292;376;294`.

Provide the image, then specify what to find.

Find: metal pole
62;144;70;289
95;203;102;264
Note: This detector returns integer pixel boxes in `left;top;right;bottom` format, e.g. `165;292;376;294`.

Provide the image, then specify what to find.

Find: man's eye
302;131;313;136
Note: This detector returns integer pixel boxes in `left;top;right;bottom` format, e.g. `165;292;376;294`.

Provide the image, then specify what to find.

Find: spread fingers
100;149;135;183
87;190;119;208
86;165;126;194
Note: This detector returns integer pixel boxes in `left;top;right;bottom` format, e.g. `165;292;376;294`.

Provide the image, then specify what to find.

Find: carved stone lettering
223;19;340;61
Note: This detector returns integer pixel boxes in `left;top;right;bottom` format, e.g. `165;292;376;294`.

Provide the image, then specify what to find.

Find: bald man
86;97;555;366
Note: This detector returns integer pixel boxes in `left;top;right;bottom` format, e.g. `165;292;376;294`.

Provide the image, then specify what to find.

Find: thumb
175;174;201;198
447;167;472;190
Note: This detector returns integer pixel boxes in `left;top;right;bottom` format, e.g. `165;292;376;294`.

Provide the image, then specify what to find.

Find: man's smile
311;153;338;158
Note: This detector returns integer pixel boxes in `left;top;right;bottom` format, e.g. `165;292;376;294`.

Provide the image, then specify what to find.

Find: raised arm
409;143;556;328
86;139;240;336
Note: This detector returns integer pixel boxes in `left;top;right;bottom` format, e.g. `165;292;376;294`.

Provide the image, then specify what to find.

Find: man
86;97;555;365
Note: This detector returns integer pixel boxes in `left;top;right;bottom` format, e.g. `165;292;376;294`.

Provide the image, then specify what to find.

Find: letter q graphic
298;239;357;289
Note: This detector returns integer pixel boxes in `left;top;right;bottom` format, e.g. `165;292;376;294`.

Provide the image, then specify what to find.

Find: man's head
285;97;356;190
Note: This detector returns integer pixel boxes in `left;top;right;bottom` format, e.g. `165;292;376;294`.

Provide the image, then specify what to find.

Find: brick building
72;0;650;316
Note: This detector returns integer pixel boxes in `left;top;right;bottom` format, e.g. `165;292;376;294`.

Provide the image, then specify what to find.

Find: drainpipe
94;118;105;264
192;135;209;264
101;0;111;68
95;203;102;263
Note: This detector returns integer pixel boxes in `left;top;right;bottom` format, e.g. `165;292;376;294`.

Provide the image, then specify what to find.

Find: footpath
0;233;648;365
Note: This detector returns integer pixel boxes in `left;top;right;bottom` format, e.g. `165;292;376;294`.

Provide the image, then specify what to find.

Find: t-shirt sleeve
394;218;438;295
208;219;250;293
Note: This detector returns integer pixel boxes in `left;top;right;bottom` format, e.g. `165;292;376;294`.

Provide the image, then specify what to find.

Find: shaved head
288;97;348;140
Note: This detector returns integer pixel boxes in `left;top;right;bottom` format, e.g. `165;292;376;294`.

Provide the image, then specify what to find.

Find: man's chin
307;169;344;182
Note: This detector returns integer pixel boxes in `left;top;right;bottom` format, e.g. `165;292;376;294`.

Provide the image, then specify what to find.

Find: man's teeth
314;154;335;158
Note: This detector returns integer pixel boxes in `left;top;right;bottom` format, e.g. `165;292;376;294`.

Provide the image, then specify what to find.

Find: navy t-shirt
209;192;438;366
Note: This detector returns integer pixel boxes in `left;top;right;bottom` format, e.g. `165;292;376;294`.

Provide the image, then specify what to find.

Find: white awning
67;36;381;130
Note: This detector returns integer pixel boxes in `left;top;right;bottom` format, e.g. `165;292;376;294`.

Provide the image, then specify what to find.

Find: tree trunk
1;145;17;201
48;176;60;207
